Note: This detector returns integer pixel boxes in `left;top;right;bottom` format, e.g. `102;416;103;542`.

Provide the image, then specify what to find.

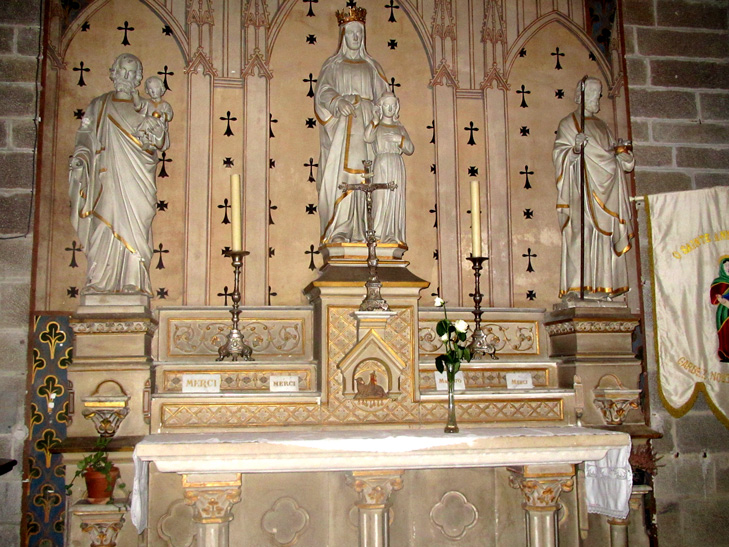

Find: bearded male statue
69;53;170;296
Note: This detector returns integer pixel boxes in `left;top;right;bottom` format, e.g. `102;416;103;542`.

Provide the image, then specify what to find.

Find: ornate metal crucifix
339;160;396;311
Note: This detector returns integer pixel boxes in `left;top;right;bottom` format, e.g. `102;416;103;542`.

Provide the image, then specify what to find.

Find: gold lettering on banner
677;356;708;380
672;230;729;259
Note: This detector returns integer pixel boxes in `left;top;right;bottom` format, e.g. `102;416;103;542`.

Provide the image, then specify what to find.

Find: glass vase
444;372;459;433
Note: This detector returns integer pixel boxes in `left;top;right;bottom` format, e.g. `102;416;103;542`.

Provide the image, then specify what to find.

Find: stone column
182;473;242;547
608;516;629;547
346;470;404;547
508;465;575;547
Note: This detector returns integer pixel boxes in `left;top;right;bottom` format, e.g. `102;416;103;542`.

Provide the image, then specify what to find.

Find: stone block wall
0;1;41;545
623;1;729;545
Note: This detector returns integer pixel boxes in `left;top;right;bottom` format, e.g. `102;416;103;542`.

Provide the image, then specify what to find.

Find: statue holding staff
553;76;634;300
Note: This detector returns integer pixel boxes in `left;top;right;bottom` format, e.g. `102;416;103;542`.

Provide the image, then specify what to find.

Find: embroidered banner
647;186;729;423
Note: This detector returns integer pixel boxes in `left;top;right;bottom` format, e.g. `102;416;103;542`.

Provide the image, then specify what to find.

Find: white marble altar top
132;426;630;531
134;426;629;474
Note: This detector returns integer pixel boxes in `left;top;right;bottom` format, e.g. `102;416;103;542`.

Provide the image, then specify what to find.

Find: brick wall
624;1;729;545
0;0;41;544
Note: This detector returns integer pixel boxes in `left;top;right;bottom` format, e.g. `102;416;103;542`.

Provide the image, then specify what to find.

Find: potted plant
65;436;124;503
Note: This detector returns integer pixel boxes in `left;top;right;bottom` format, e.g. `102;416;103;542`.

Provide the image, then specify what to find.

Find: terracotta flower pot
84;466;120;503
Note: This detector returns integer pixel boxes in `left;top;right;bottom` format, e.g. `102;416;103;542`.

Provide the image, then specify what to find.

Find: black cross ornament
158;151;171;178
73;61;90;87
304;158;318;182
305;244;320;271
520;165;534;189
157;288;169;299
526;290;537;300
81;21;90;32
157;200;168;211
303;73;317;98
523;208;534;219
346;0;357;7
304;0;318;17
429;204;438;228
223;157;234;168
464;121;479;146
385;0;399;22
306;34;317;44
427;120;435;144
269;247;275;257
220;111;237;137
468;166;478;177
388;39;398;50
270;114;278;138
154;243;169;270
522;248;537;273
388;77;401;93
433;249;439;260
555;89;565;99
519;48;527;57
305;118;316;128
430;164;436;174
270;159;276;168
67;286;79;298
520;126;530;136
268;286;278;305
117;21;134;46
221;246;231;256
218;286;233;306
517;84;530;108
269;200;277;225
218;199;231;224
65;241;81;268
306;203;317;214
552;47;564;70
73;109;85;119
157;65;174;91
162;25;173;36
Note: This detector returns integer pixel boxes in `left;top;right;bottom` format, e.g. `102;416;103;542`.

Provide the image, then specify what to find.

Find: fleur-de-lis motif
29;403;43;435
35;429;62;467
34;483;62;523
58;347;73;369
39;322;66;360
27;456;42;480
32;348;46;383
38;376;64;415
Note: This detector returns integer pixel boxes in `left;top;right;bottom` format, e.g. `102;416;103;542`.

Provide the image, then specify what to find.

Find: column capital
79;511;126;547
182;473;242;524
346;470;404;507
508;465;574;510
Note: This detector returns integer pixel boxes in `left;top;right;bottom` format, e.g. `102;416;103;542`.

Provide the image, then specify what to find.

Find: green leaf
435;355;445;373
458;331;467;342
436;319;448;337
463;348;472;362
453;361;460;375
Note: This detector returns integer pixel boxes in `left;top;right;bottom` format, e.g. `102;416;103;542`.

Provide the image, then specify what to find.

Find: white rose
434;297;445;307
454;320;468;333
440;333;449;342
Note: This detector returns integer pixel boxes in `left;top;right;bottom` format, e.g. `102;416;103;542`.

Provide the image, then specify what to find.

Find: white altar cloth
131;426;630;531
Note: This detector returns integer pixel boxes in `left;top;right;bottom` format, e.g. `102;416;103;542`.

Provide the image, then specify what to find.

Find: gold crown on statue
336;6;366;26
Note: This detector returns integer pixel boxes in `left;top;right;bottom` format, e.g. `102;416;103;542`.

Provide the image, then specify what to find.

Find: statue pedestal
320;242;408;266
304;264;428;405
544;306;642;428
68;294;156;438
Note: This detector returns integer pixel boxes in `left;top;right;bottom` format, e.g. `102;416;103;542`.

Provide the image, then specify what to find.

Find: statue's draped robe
70;92;163;294
366;121;413;245
315;57;387;244
554;113;634;298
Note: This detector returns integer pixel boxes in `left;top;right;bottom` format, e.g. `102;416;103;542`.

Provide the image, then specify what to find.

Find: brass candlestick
217;249;254;361
467;256;497;360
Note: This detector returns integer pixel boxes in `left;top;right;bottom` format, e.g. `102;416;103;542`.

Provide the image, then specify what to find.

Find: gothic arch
504;11;611;86
59;0;189;63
